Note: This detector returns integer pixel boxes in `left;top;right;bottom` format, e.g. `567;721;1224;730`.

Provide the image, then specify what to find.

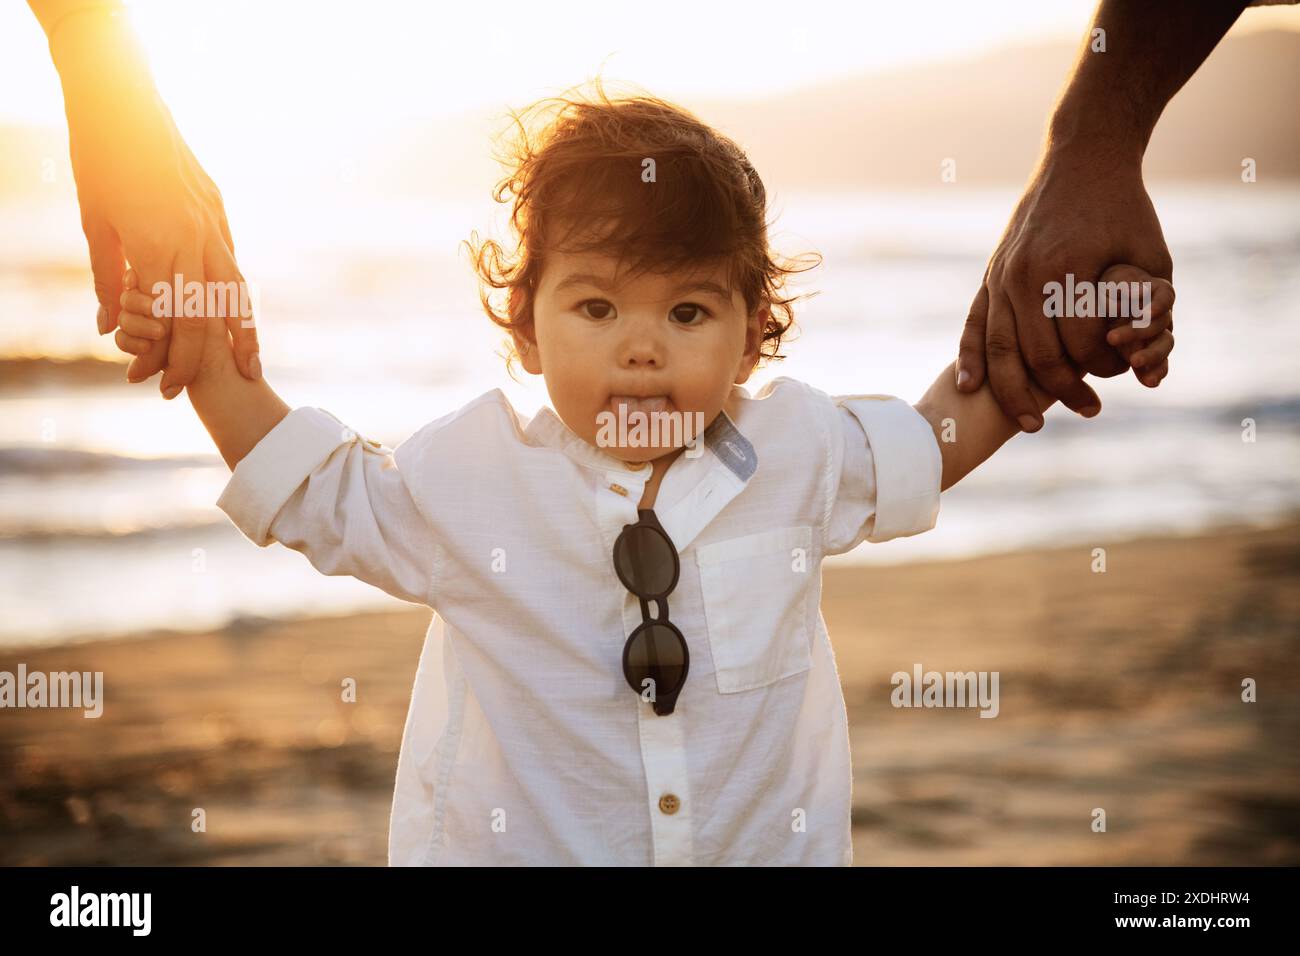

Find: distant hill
383;29;1300;195
693;29;1300;189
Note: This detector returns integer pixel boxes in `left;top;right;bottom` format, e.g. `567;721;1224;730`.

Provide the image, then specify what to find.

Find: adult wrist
32;0;121;40
48;3;154;99
1045;85;1152;169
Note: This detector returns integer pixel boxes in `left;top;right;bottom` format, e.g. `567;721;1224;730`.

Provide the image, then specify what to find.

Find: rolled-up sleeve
823;394;942;556
216;407;441;607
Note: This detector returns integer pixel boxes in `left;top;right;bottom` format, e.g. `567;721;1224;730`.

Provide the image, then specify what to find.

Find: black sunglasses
614;508;689;716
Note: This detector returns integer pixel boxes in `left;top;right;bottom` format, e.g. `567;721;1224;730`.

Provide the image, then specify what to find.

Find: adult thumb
85;218;125;335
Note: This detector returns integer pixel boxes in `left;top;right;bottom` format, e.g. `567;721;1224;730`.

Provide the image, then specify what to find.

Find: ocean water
2;185;1298;647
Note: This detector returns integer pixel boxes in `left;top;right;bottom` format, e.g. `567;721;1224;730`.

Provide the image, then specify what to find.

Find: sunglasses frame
615;508;688;716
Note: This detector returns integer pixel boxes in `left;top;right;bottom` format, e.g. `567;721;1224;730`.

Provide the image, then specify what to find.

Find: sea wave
0;444;218;476
0;517;227;544
0;356;131;390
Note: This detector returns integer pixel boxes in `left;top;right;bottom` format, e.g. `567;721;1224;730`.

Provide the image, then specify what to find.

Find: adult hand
43;5;260;397
956;145;1172;432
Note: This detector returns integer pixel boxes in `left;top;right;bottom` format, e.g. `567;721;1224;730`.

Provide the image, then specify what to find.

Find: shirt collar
523;395;758;484
523;392;759;554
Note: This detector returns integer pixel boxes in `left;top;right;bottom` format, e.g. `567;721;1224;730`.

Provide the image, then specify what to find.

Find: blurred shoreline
4;184;1299;645
1;520;1296;865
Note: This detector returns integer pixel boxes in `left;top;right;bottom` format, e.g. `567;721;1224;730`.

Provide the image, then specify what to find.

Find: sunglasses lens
624;622;687;697
614;524;677;598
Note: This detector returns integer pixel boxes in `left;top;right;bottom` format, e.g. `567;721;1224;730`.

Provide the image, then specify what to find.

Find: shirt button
609;483;629;497
658;793;681;815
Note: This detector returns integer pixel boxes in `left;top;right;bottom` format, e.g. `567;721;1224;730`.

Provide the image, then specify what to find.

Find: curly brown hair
462;77;822;382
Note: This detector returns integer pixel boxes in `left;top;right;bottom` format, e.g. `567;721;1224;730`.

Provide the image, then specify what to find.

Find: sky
6;0;1295;130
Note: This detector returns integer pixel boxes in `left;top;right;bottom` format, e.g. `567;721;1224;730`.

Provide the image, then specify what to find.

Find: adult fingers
179;137;236;255
1056;280;1127;378
1005;280;1100;416
213;193;235;255
985;288;1045;433
205;236;261;380
157;244;208;399
956;283;990;392
1061;309;1125;378
83;216;124;335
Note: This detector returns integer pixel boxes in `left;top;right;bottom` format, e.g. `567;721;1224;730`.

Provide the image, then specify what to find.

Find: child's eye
670;303;711;325
575;299;710;324
578;299;615;320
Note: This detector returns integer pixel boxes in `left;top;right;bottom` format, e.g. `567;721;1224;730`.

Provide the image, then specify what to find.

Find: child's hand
115;268;239;385
111;266;288;470
112;269;171;381
1100;264;1175;388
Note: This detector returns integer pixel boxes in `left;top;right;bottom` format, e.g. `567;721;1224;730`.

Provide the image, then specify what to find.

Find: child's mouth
609;395;672;417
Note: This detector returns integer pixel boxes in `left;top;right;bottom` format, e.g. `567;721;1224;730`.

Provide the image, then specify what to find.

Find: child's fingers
1130;329;1174;368
1098;265;1176;313
1100;265;1174;344
1143;275;1174;318
118;309;168;341
1129;330;1175;382
114;326;156;356
1107;307;1173;348
1135;358;1169;388
120;288;163;317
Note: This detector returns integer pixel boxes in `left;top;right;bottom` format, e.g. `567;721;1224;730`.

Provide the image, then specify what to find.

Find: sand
1;521;1297;866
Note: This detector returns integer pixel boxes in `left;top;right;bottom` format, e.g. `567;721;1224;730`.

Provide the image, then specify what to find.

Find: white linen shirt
215;376;942;866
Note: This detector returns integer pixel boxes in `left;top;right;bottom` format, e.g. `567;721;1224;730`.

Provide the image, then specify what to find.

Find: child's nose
618;326;665;368
624;351;660;368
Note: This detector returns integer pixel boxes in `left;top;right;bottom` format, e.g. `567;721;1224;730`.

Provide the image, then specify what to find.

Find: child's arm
915;362;1053;492
185;332;291;471
117;271;288;469
918;264;1175;491
112;275;443;608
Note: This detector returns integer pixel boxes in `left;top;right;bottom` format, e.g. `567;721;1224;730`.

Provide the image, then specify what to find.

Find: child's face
517;249;767;465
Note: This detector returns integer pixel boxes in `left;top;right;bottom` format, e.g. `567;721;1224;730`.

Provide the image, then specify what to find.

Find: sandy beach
1;521;1296;866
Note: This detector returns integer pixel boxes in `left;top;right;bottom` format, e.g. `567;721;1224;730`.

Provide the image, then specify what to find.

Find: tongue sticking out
610;395;671;417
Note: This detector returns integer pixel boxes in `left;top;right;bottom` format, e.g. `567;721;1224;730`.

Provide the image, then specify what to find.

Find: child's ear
512;324;542;375
508;286;542;375
734;301;769;385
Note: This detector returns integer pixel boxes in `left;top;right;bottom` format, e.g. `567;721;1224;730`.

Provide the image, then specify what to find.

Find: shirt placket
598;465;696;867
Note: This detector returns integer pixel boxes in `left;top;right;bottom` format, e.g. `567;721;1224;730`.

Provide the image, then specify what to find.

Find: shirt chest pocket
694;525;815;694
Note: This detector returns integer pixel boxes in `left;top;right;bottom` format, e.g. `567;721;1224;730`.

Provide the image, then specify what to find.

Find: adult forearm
1047;0;1250;160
